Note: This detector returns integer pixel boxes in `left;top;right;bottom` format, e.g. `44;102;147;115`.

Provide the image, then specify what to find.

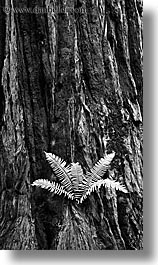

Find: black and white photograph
0;0;147;255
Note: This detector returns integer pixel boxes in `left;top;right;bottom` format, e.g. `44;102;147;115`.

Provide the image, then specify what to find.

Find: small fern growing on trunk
32;152;127;203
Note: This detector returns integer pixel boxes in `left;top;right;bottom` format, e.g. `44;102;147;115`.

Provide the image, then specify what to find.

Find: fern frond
80;178;127;203
32;179;74;200
44;152;73;194
70;163;87;200
86;152;115;183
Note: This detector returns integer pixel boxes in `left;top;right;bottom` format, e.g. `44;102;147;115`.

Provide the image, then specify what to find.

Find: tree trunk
0;0;143;250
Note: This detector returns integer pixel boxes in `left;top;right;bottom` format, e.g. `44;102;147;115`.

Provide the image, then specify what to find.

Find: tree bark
0;0;143;250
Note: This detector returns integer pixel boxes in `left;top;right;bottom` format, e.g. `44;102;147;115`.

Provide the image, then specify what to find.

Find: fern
32;152;128;204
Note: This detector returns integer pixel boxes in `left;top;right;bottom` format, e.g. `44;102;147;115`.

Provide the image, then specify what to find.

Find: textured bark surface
0;0;143;250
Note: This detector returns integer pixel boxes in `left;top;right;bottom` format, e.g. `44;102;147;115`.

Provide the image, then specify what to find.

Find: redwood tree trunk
0;0;143;250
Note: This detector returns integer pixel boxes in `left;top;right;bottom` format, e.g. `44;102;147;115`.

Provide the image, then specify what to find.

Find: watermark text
3;6;86;15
